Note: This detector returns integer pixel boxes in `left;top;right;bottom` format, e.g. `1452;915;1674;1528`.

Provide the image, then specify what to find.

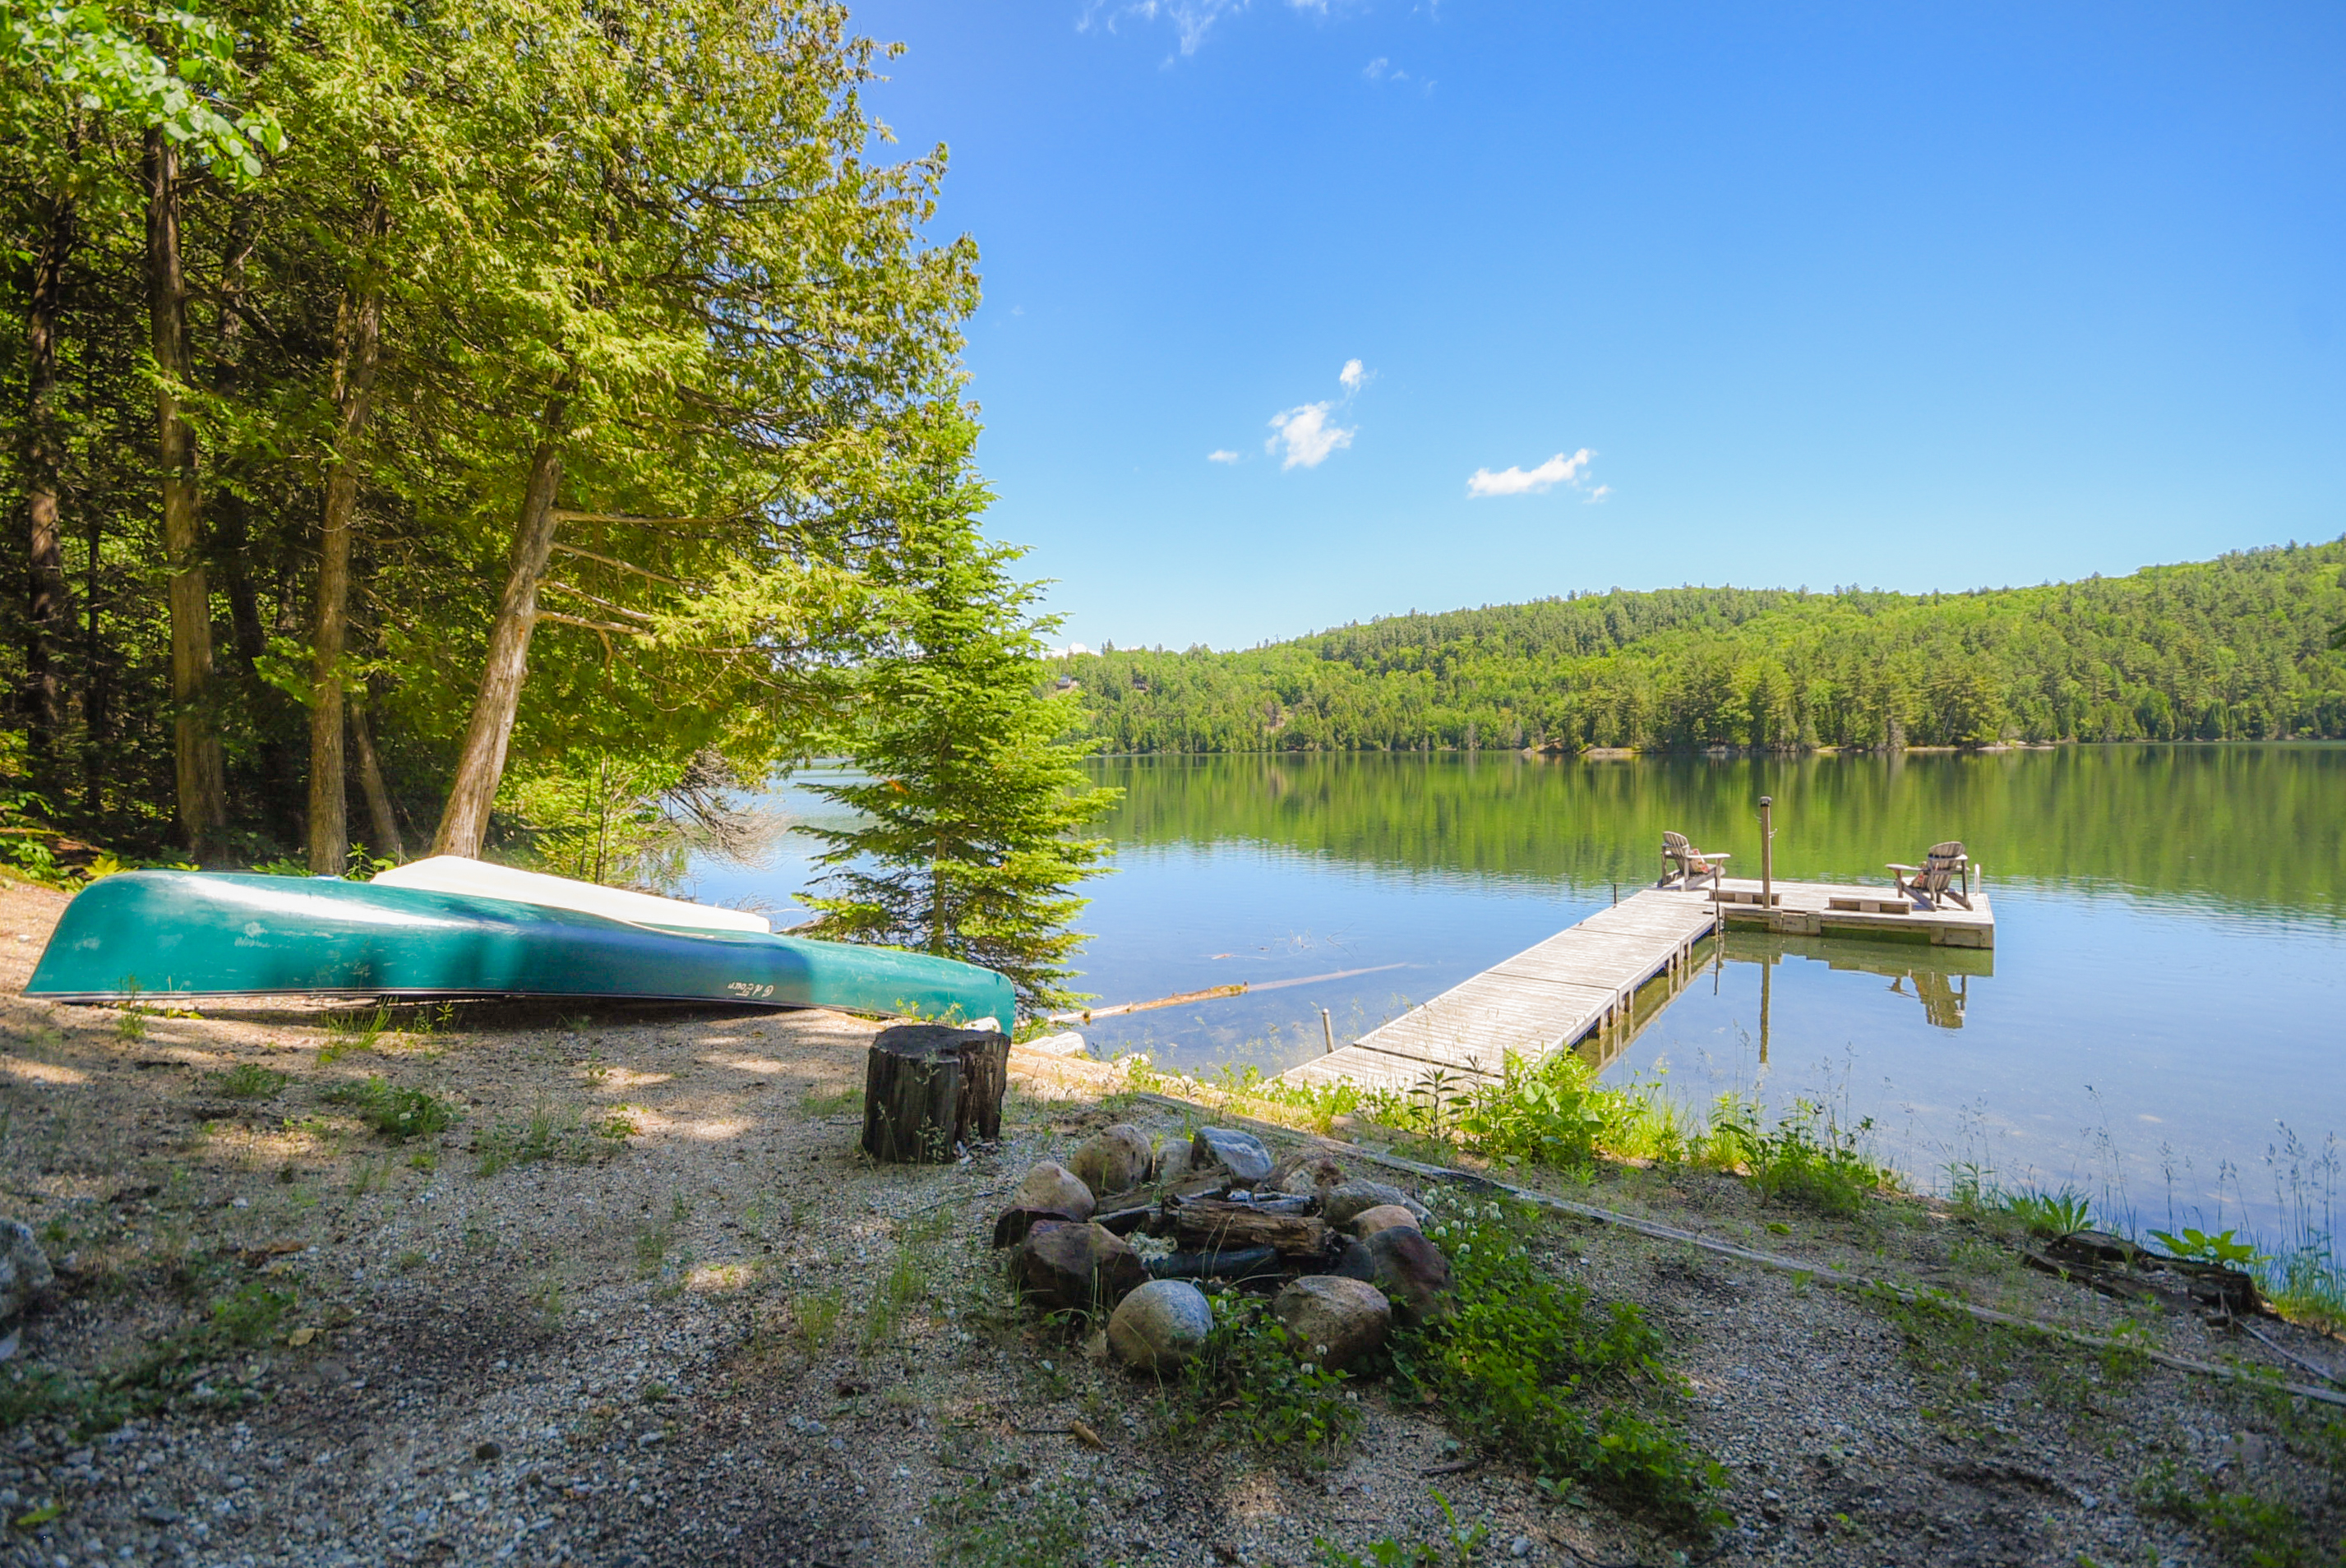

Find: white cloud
1267;403;1353;468
1584;484;1611;504
1078;0;1249;57
1363;56;1407;82
1208;449;1240;464
1466;448;1596;497
1338;357;1366;391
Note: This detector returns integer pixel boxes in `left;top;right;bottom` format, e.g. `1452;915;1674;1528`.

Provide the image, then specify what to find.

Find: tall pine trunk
428;400;567;859
307;207;386;874
20;178;72;791
145;130;227;852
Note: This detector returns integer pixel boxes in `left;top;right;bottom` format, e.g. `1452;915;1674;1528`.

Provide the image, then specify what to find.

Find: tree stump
859;1024;1009;1164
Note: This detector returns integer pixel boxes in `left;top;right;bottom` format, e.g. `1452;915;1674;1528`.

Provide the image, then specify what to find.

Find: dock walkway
1277;878;1994;1095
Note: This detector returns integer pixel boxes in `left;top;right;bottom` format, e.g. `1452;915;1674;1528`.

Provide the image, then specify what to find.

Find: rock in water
1321;1179;1431;1229
1190;1127;1273;1186
1272;1276;1391;1371
0;1222;52;1321
1348;1204;1419;1240
1014;1162;1097;1220
1107;1280;1213;1372
1015;1222;1148;1312
1068;1125;1152;1197
1365;1226;1453;1326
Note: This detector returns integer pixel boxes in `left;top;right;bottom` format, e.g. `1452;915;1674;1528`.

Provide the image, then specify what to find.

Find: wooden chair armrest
1886;864;1920;874
1703;851;1731;861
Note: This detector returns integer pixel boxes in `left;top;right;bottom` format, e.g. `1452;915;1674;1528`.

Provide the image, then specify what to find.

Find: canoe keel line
25;868;1015;1029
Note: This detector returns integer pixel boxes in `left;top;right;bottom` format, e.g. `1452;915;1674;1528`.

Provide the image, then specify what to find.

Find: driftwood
1171;1199;1328;1256
859;1024;1009;1164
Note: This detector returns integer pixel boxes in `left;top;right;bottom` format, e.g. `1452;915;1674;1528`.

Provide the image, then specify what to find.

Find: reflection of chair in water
1888;841;1972;909
1659;831;1729;892
1889;969;1968;1028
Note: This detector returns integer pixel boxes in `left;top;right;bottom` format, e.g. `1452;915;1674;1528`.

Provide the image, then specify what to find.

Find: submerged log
860;1024;1009;1164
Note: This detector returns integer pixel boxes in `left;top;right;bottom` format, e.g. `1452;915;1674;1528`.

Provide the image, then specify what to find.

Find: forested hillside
1064;539;2346;752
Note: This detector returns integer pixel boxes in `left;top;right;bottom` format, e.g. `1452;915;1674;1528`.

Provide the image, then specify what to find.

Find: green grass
791;1289;843;1361
321;1077;456;1141
473;1102;634;1174
206;1063;290;1100
1157;1294;1364;1464
1707;1094;1896;1218
1316;1493;1487;1567
1392;1197;1725;1534
316;1003;390;1063
931;1473;1097;1568
0;1276;297;1437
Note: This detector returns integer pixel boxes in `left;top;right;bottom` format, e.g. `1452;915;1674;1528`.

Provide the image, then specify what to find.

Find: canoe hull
25;871;1015;1026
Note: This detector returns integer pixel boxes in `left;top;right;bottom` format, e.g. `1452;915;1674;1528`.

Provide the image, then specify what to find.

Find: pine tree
796;442;1117;1019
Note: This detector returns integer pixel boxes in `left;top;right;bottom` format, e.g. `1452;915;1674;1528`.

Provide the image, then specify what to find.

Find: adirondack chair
1888;841;1972;910
1660;831;1729;892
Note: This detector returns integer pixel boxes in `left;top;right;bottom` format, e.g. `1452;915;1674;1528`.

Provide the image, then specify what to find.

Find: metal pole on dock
1321;1008;1336;1054
1758;795;1775;911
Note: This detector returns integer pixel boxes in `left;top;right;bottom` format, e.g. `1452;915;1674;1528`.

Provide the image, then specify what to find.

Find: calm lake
687;746;2346;1243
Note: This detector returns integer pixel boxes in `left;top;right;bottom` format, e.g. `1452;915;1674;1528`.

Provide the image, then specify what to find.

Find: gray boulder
1014;1221;1148;1312
1149;1138;1194;1184
0;1221;52;1321
1272;1152;1346;1197
1013;1161;1096;1220
1321;1179;1431;1229
1348;1204;1419;1240
1106;1279;1213;1372
1365;1225;1452;1326
1272;1276;1390;1371
1190;1127;1273;1186
1068;1125;1152;1197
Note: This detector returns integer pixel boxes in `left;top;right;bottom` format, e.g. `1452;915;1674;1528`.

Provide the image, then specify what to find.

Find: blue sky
850;2;2345;652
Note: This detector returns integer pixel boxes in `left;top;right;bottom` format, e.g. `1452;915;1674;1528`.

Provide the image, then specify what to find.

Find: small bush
1391;1198;1725;1534
323;1077;455;1141
317;1003;390;1063
207;1063;289;1100
1709;1095;1893;1218
1161;1294;1363;1463
2000;1187;2093;1238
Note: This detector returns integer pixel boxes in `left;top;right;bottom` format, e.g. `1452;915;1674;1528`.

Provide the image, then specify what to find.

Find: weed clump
207;1063;290;1100
1161;1294;1363;1462
1392;1199;1725;1534
1709;1095;1894;1217
323;1077;455;1141
473;1102;633;1174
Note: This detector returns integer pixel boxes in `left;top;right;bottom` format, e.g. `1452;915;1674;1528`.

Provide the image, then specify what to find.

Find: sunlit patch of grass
207;1063;290;1100
317;1003;390;1063
321;1077;455;1141
473;1102;634;1175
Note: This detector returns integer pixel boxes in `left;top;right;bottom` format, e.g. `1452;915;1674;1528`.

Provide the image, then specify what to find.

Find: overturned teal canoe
25;869;1015;1027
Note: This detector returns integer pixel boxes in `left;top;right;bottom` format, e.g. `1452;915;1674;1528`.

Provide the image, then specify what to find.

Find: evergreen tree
797;431;1117;1018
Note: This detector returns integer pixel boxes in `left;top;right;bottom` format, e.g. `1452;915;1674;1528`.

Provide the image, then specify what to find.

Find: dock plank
1277;878;1993;1092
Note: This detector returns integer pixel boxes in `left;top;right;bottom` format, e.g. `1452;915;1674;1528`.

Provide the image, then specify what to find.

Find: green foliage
0;1273;296;1436
1454;1052;1688;1171
0;1;286;178
797;473;1119;1016
931;1473;1096;1568
321;1076;454;1140
1708;1095;1894;1217
1318;1494;1485;1568
2264;1247;2346;1336
2150;1228;2269;1268
1161;1293;1364;1463
206;1063;288;1100
2140;1464;2332;1568
1064;539;2346;752
1314;1492;1488;1567
1392;1200;1725;1533
472;1102;632;1175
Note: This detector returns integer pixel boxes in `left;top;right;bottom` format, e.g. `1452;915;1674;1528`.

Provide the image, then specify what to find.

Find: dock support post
1759;795;1775;911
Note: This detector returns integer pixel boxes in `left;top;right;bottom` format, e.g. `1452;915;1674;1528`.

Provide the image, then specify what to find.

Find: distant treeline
1064;540;2346;753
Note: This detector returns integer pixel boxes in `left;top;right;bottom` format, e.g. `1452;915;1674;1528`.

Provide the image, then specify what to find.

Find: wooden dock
1710;876;1994;948
1277;879;1994;1095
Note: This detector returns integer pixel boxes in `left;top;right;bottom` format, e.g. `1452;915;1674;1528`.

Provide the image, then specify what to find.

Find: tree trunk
21;178;72;790
146;129;227;854
307;214;385;875
428;402;566;859
349;689;404;861
859;1023;1009;1163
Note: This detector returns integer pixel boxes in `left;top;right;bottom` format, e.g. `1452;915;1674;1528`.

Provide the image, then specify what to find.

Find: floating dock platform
1277;879;1993;1094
